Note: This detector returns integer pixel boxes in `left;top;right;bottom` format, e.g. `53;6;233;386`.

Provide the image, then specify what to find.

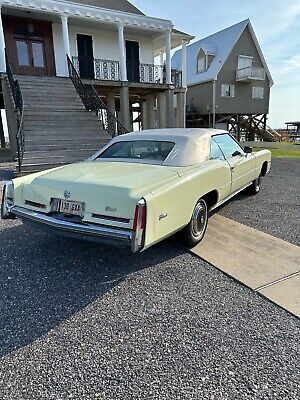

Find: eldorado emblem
64;190;71;199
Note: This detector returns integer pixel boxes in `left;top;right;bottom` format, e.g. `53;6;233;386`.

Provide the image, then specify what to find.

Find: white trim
0;0;173;32
238;54;253;59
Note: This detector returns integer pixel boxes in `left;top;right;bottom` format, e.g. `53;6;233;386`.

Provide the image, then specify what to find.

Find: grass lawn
253;146;300;158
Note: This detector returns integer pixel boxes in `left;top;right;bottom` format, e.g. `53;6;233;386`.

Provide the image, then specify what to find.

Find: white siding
52;22;155;77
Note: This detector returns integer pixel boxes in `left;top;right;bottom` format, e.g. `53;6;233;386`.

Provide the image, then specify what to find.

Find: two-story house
0;0;193;173
172;19;279;141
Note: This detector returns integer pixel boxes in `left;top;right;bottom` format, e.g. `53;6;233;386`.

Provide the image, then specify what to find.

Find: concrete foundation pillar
157;92;166;129
120;84;130;131
177;92;186;128
141;101;147;130
146;93;155;129
106;92;116;135
166;89;175;128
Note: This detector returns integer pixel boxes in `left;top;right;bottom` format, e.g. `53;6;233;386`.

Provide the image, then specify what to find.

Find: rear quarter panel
143;160;231;249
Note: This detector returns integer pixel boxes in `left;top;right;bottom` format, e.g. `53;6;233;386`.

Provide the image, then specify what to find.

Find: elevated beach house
0;0;193;173
172;19;279;141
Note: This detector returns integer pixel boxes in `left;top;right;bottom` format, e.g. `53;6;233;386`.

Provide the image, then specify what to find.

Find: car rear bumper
10;206;136;251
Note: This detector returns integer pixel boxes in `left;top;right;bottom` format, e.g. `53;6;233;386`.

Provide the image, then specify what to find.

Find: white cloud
283;53;300;71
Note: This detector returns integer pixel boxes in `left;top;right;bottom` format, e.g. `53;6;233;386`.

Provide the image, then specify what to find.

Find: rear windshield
97;140;175;162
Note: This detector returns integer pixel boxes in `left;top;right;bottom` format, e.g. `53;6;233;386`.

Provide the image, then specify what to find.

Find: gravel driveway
0;159;299;400
219;158;300;246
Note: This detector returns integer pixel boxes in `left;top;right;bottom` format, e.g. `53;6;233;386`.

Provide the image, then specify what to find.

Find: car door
209;138;232;201
212;134;256;194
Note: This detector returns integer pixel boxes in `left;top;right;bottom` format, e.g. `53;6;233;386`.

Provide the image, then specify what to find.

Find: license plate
59;200;84;216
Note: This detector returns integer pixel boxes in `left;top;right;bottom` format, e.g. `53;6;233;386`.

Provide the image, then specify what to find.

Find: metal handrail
67;55;129;137
72;56;120;81
5;50;24;172
140;63;163;84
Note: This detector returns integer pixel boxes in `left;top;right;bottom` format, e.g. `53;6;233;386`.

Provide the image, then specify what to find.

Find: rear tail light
132;198;146;252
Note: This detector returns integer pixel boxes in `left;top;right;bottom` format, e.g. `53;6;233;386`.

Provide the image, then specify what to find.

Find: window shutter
221;84;226;97
231;85;235;97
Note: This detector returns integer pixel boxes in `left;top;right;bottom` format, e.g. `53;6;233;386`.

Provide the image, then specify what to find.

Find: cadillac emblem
64;190;71;199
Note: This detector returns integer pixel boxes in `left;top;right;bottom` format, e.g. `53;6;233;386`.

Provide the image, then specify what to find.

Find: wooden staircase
16;75;110;174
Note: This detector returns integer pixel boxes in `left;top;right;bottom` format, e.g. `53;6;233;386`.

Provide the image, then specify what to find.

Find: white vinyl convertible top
91;128;228;167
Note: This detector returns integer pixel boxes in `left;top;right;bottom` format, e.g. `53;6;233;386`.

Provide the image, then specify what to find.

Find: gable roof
172;19;273;87
68;0;144;15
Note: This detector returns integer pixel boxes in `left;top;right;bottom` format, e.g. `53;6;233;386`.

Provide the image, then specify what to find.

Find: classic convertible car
2;129;271;253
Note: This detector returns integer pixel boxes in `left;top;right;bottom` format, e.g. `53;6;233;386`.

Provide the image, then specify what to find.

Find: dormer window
196;46;216;73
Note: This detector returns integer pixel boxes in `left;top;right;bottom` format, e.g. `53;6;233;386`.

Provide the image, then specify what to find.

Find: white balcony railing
236;66;266;81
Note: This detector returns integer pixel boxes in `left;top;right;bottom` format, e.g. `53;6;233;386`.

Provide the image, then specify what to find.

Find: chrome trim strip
11;206;133;243
210;182;252;212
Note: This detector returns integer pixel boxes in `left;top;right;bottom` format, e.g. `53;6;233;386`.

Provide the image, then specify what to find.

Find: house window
221;84;235;97
238;55;253;70
197;56;206;73
252;87;264;99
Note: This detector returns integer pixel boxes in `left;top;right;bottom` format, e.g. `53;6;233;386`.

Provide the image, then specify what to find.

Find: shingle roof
172;19;273;86
68;0;144;15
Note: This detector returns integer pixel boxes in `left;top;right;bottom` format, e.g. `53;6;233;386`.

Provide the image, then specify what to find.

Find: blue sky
134;0;300;128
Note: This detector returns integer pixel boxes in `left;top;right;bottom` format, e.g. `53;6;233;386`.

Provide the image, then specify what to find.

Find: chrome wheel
191;199;208;240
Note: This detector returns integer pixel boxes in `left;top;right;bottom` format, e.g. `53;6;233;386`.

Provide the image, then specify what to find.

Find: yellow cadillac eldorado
1;129;271;253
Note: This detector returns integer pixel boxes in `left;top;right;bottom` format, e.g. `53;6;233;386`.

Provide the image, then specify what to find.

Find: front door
15;39;46;75
3;16;56;76
77;34;94;79
126;40;140;82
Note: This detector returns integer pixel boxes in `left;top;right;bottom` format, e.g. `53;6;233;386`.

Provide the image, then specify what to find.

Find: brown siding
187;81;213;114
216;26;270;114
186;26;271;117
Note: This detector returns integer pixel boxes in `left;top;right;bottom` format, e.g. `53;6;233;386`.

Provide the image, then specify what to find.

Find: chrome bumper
11;206;136;251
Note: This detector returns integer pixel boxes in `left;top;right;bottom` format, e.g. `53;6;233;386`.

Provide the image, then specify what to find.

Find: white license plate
59;200;84;216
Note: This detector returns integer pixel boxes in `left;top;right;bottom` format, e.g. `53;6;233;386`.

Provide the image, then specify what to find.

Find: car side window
210;139;225;160
213;134;243;160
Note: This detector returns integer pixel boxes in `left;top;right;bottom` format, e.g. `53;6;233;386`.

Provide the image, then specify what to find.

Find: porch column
181;40;188;128
165;31;172;84
157;92;166;129
61;15;70;76
159;50;164;83
146;93;155;129
118;23;127;82
0;9;6;73
181;40;188;89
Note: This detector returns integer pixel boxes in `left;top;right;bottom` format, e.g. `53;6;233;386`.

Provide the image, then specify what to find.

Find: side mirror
244;146;253;154
232;150;242;157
